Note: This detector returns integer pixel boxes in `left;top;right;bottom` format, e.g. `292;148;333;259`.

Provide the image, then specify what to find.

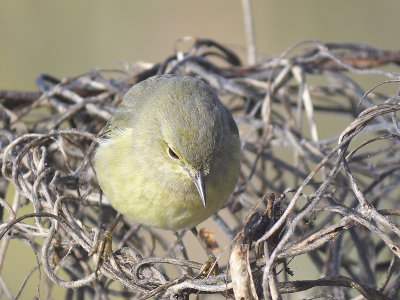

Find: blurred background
1;0;400;299
1;0;400;91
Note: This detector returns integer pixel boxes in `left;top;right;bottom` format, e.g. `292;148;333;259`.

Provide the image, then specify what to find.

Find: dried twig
1;39;400;299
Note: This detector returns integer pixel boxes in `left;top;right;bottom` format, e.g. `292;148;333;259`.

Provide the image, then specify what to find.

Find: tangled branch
1;39;400;299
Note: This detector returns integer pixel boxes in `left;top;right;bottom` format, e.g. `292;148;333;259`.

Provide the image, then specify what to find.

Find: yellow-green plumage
94;75;240;230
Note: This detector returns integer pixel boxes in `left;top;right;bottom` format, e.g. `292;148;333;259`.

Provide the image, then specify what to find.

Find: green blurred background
2;0;400;91
1;0;400;299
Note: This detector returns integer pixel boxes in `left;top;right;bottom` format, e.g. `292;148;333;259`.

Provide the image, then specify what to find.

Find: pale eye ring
168;147;179;160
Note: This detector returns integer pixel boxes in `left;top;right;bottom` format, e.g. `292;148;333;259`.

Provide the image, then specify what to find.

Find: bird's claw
196;254;219;278
89;230;113;272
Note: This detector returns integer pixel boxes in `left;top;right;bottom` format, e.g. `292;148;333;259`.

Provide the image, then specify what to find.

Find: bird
92;75;240;271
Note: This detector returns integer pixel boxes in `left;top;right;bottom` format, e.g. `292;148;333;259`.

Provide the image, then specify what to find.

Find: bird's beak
193;170;206;207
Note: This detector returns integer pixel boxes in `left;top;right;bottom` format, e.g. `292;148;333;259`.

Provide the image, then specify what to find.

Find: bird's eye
168;147;179;160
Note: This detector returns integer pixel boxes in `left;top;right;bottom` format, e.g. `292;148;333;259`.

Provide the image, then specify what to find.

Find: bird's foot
196;254;219;278
89;230;113;273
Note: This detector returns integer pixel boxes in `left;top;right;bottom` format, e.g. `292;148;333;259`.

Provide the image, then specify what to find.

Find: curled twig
1;39;400;299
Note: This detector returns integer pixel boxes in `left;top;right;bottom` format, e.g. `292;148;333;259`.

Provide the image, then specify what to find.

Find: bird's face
161;123;222;208
155;101;226;208
163;140;208;206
